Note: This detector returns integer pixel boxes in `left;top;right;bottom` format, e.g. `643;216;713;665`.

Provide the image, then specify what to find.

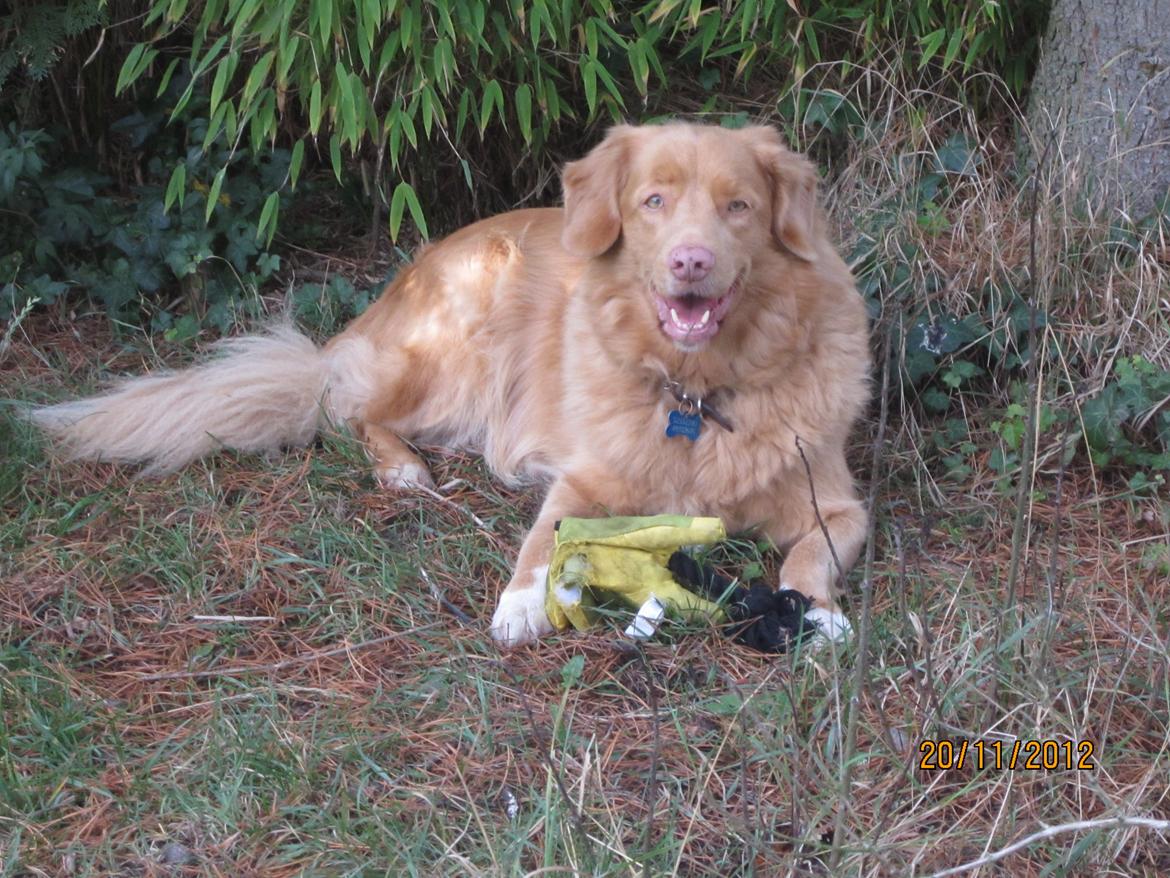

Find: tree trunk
1027;0;1170;217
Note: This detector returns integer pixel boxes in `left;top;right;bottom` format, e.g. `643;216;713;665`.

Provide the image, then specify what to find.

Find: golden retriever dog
29;122;871;646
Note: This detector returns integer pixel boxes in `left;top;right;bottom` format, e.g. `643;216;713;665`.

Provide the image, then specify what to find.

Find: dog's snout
668;245;715;283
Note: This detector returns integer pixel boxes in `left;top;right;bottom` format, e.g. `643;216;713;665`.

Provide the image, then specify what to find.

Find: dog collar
663;379;734;440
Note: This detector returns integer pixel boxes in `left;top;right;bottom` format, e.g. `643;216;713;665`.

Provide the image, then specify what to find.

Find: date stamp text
918;739;1095;771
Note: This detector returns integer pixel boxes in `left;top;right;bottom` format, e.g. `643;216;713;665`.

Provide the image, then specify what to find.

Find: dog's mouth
654;277;740;346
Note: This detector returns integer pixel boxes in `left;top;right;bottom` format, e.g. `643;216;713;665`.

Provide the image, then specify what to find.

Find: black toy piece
666;551;819;653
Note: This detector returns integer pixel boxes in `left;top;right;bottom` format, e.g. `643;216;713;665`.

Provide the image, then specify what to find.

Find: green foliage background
117;0;1047;241
1;0;1048;322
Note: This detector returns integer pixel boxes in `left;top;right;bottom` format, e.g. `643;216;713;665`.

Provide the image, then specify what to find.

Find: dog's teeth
700;310;710;325
670;308;680;325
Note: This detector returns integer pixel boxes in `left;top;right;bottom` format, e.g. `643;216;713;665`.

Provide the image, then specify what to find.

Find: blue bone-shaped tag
665;409;702;441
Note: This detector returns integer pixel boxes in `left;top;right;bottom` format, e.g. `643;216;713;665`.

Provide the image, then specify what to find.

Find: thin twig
830;311;893;868
415;482;492;532
992;127;1054;724
636;646;661;871
138;622;443;681
1004;130;1055;621
926;816;1170;878
912;513;944;731
794;435;846;588
190;614;276;623
419;566;475;626
1038;414;1073;673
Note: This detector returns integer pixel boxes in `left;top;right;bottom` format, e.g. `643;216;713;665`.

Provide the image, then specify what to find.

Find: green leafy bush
0;93;289;332
1082;357;1170;478
291;273;379;336
115;0;1048;242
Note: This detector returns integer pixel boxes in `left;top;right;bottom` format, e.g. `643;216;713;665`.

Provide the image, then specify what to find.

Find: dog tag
666;409;701;441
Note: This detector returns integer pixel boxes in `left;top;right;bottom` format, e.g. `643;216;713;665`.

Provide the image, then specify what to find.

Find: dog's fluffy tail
27;326;329;475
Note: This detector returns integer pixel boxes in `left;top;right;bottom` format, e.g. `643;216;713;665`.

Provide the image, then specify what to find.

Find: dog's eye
728;199;749;213
644;194;664;210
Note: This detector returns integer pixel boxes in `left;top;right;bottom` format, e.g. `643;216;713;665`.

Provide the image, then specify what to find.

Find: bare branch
927;816;1170;878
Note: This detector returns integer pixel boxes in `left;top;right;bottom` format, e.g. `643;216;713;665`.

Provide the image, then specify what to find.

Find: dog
29;121;871;646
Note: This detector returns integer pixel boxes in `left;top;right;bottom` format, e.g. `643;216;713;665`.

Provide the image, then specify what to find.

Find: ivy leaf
935;132;981;176
942;359;982;388
256;253;282;278
903;349;936;385
1081;386;1130;451
922;387;951;412
21;274;67;305
164;313;201;343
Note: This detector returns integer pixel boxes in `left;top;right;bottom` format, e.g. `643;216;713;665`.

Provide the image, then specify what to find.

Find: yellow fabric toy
545;514;728;635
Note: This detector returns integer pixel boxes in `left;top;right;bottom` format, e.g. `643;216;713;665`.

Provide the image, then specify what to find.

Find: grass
3;328;1168;877
3;80;1170;876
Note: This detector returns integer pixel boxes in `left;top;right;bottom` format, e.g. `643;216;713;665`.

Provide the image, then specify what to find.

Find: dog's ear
561;126;636;257
743;126;821;262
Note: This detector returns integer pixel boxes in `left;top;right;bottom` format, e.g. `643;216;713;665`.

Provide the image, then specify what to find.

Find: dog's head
561;122;822;353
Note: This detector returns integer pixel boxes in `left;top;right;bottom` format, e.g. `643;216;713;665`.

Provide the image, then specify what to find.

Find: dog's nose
668;245;715;282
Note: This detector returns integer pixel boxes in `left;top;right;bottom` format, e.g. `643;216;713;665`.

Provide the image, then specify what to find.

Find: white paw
804;606;854;646
490;566;554;647
375;461;435;490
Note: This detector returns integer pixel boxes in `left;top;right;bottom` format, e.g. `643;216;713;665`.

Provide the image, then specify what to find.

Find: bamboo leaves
118;0;1035;242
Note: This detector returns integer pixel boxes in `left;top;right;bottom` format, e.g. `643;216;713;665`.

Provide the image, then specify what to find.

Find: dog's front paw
804;606;854;646
375;461;435;490
490;565;554;646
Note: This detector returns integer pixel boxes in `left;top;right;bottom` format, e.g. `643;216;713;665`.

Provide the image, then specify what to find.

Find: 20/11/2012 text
919;739;1095;771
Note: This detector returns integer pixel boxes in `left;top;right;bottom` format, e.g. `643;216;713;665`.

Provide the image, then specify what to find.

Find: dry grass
2;74;1170;877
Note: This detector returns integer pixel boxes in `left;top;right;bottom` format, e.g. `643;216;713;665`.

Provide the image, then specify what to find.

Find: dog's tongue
656;293;718;342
